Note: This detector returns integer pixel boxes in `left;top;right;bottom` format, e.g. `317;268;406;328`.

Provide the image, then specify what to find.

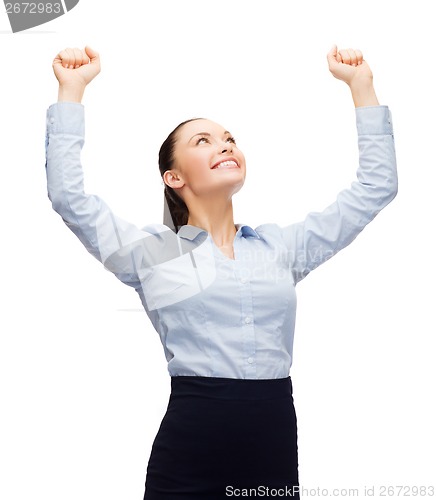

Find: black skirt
143;376;299;499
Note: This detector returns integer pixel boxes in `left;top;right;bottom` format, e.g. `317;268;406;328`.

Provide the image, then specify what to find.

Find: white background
1;1;435;499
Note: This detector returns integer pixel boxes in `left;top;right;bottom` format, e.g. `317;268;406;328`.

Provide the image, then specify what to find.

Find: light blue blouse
45;102;398;379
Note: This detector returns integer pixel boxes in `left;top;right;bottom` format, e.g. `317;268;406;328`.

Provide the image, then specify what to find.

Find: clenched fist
327;45;373;85
53;46;101;102
327;45;378;107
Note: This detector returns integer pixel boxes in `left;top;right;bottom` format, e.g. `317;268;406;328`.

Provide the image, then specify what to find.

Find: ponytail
158;118;203;233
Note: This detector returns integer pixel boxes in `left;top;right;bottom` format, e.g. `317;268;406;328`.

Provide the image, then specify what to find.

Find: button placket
235;254;256;377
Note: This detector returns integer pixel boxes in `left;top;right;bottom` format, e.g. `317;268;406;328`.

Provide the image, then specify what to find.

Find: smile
212;160;239;169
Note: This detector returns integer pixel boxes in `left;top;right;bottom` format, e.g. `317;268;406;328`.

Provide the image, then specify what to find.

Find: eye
226;136;236;144
196;136;209;145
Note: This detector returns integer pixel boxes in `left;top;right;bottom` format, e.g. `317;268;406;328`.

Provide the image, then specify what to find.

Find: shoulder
252;222;281;236
250;222;290;248
140;223;174;235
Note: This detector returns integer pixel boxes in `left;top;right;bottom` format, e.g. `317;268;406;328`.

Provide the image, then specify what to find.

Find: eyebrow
189;131;232;142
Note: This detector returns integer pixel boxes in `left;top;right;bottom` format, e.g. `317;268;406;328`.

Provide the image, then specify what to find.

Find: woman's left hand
327;45;379;107
327;45;373;87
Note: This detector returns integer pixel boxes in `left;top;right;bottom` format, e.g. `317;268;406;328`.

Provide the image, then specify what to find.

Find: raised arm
46;46;167;288
280;46;398;283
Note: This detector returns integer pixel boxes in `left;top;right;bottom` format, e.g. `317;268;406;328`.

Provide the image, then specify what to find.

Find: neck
186;196;237;246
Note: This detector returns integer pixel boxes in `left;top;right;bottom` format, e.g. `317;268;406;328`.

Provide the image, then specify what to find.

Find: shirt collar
177;223;261;241
238;223;261;239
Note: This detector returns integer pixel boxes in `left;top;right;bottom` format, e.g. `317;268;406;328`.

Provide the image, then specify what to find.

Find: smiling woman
45;44;397;499
159;117;246;239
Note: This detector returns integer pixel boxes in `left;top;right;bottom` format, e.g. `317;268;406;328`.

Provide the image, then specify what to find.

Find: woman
46;44;398;499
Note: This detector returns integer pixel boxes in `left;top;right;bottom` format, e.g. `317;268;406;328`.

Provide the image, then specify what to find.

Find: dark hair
159;118;204;233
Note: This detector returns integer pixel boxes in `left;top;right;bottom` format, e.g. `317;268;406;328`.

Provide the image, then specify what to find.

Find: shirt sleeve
44;101;171;289
280;105;398;284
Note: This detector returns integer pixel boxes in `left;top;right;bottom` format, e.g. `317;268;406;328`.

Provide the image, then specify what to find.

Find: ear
163;170;185;190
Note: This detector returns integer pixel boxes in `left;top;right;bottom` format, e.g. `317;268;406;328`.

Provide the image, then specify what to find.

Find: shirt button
247;357;254;364
49;117;55;124
244;316;252;324
240;277;248;284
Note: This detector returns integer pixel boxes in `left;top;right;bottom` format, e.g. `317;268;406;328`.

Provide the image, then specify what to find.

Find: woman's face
165;119;246;200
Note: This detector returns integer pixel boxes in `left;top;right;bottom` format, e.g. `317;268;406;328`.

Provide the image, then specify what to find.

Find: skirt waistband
170;375;293;401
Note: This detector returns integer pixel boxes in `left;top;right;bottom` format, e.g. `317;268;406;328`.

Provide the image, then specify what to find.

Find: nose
220;142;233;154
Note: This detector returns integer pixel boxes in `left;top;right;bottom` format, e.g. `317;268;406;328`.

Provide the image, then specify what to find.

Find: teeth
215;160;238;169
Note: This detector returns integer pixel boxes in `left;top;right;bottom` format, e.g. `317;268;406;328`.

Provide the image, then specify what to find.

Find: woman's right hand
52;46;101;102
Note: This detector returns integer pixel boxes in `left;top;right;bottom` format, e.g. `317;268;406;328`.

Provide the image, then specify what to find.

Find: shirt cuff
46;101;85;136
355;105;393;136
